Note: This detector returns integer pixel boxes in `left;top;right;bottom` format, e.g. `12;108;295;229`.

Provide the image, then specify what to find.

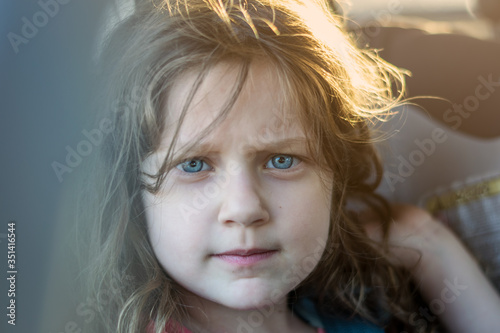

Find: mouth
212;248;279;266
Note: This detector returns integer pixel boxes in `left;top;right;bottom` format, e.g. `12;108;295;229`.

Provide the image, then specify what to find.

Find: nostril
218;195;270;227
217;170;270;226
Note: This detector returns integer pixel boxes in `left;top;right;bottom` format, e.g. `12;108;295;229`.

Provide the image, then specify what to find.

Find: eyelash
174;154;302;174
175;158;213;173
264;154;300;170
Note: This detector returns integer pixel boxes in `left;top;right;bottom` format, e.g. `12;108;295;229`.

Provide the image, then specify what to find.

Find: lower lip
213;251;278;266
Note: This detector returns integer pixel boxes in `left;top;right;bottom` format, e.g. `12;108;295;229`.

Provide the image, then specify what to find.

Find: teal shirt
294;298;385;333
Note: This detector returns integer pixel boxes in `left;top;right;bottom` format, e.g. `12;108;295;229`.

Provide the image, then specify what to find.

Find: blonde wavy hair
78;0;436;332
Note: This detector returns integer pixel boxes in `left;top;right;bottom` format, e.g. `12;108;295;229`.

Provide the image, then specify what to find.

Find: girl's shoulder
294;298;385;333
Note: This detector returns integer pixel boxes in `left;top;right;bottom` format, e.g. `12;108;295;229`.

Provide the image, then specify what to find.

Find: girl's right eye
176;159;211;173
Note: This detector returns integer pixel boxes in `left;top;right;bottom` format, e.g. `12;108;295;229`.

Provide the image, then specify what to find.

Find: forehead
160;59;305;151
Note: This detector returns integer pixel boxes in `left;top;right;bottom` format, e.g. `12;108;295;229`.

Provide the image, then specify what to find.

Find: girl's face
142;60;332;311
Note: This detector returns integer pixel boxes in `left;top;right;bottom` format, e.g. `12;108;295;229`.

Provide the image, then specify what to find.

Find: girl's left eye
265;154;298;169
176;159;211;173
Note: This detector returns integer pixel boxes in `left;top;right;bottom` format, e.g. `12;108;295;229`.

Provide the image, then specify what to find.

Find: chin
217;285;289;311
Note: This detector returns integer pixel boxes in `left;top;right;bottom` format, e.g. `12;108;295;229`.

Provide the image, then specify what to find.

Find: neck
181;294;315;333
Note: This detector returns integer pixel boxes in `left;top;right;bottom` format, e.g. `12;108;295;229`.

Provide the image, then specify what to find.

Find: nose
217;168;270;227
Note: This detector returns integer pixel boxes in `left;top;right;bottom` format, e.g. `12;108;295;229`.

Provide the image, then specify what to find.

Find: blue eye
266;155;295;169
176;159;211;173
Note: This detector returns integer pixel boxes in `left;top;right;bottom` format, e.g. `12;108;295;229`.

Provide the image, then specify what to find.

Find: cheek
142;191;209;268
270;176;331;251
274;176;331;223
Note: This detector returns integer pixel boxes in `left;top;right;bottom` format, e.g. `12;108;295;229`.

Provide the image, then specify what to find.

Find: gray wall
1;1;109;331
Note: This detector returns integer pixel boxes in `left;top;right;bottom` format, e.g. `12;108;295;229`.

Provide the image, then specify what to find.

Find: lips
212;248;278;266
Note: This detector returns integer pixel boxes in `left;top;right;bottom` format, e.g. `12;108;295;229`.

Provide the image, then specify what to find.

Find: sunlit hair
78;0;436;332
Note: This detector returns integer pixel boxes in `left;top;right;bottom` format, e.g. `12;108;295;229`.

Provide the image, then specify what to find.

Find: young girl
78;0;500;332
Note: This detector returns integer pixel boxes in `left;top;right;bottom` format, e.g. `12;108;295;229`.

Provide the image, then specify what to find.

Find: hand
363;204;449;274
364;203;500;333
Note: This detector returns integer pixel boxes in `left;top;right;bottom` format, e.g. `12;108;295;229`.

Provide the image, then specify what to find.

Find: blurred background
1;1;107;332
1;0;498;332
345;0;499;39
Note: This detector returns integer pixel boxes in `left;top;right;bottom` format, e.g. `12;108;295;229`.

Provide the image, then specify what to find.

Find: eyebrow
172;136;310;158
